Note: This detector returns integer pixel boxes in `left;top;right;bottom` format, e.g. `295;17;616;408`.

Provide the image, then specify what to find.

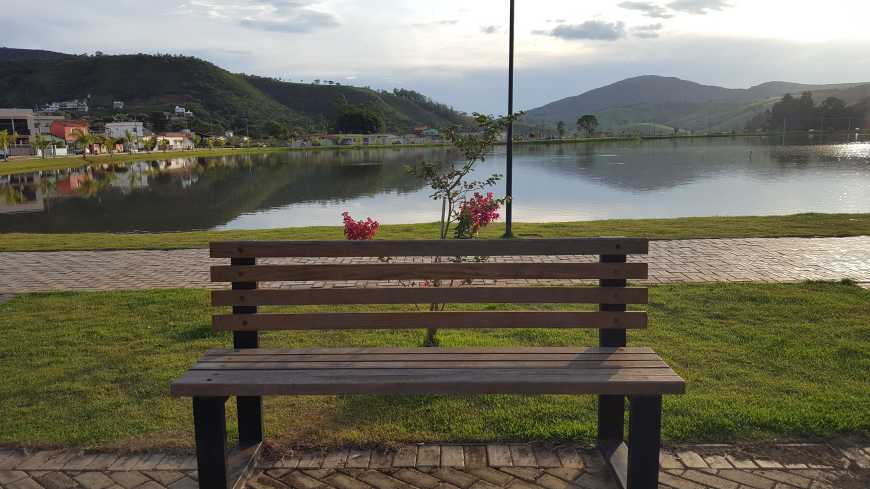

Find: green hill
0;48;467;136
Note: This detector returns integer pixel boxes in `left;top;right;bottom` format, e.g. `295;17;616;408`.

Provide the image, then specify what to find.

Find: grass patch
2;213;869;252
0;282;867;450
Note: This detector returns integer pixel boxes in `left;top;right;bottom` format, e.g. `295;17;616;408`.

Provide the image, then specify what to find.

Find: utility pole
503;0;515;239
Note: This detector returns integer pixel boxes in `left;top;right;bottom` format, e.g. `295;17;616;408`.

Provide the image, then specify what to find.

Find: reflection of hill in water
0;148;452;232
514;137;870;192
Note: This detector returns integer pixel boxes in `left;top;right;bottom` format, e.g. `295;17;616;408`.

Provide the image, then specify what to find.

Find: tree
557;121;566;139
335;105;385;134
124;129;136;152
72;129;95;159
577;115;599;137
143;135;157;152
406;112;521;346
102;135;117;155
0;130;11;161
158;138;170;152
31;133;50;158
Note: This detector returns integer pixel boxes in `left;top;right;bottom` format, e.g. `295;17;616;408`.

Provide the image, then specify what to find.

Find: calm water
2;135;869;233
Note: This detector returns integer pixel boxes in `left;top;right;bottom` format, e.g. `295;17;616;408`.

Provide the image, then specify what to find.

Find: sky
5;0;870;114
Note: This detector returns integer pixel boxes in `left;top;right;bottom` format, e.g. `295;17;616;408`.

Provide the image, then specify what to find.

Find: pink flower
458;192;501;235
342;212;380;240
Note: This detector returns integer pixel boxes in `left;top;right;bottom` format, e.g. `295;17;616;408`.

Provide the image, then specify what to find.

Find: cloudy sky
5;0;870;113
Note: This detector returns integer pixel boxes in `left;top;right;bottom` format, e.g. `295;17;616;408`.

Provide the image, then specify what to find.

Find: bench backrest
209;238;649;349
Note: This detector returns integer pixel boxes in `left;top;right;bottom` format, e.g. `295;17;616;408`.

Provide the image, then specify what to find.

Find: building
154;132;194;150
33;114;65;135
50;120;90;144
41;99;89;113
113;101;125;110
0;109;34;143
105;121;144;140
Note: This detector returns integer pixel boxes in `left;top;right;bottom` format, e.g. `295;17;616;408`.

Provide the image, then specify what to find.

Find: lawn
2;213;869;252
0;282;867;450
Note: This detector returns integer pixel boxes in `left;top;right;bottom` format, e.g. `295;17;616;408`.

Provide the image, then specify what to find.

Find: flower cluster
342;212;380;240
455;192;501;239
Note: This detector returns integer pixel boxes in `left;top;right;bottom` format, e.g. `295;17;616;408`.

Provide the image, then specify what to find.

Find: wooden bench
171;238;685;489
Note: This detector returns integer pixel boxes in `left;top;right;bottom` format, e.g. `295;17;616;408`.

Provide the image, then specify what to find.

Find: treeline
747;92;870;131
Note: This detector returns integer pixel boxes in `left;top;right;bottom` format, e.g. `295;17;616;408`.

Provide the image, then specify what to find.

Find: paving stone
657;472;707;489
323;473;372;489
35;472;78;489
0;451;27;470
8;477;48;489
504;479;545;489
108;471;151;489
266;470;293;479
754;459;784;469
659;453;683;470
299;452;325;469
841;448;870;469
703;456;733;469
369;451;393;470
391;469;441;489
468;480;502;489
725;456;758;469
543;469;582;483
508;447;536;468
73;472;116;489
498;469;542;482
754;470;814;488
143;471;185;485
715;470;776;489
416;447;441;468
675;452;708;469
356;471;410;489
134;482;166;489
468;468;514;486
250;475;290;488
535;474;580;489
167;478;199;489
553;449;582;471
392;448;417;469
463;448;487;469
17;451;65;471
680;470;739;489
347;450;372;469
485;447;512;468
83;455;120;471
440;447;464;468
280;471;330;489
430;468;477;489
322;450;349;469
0;471;29;484
530;449;559;469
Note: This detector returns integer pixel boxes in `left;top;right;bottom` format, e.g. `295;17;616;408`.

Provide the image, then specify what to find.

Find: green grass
2;213;869;252
0;282;867;450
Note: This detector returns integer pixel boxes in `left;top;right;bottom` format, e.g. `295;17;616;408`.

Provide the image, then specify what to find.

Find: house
41;99;89;113
154;132;195;150
105;121;144;140
174;106;194;118
33;114;64;135
50;120;89;144
113;101;125;110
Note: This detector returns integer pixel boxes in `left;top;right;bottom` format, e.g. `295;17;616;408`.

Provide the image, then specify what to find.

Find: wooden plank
212;311;647;331
210;238;649;258
170;368;686;397
212;287;648;306
192;360;671;370
202;346;656;355
210;263;648;282
202;353;664;363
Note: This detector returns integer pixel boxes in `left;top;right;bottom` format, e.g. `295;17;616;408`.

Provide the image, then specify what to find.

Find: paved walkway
0;443;866;489
1;237;869;293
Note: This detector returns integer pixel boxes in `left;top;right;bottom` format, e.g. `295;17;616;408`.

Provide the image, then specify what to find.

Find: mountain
0;48;467;136
524;75;869;132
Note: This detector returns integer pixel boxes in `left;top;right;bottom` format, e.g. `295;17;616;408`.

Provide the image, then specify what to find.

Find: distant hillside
525;75;869;132
0;48;467;136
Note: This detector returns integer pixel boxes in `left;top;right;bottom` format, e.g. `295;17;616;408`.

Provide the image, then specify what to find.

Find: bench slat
171;368;685;396
212;287;648;306
210;238;649;258
202;346;656;355
192;360;671;369
201;353;664;362
211;263;648;282
212;311;647;331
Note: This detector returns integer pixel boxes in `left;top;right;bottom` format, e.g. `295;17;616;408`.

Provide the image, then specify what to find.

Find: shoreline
0;131;832;176
1;213;868;252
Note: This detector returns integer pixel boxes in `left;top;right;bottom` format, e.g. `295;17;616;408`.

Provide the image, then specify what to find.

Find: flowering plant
342;212;380;240
454;192;502;239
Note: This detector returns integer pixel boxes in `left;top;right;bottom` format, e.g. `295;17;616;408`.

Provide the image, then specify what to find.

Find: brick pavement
1;237;869;293
0;443;866;489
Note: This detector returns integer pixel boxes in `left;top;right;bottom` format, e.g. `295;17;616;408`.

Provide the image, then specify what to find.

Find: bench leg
237;396;263;446
597;395;625;446
627;395;662;489
193;397;228;489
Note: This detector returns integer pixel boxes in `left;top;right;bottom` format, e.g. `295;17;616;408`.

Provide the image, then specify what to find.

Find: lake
1;134;869;233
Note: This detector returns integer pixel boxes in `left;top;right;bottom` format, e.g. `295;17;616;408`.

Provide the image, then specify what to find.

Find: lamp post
503;0;516;239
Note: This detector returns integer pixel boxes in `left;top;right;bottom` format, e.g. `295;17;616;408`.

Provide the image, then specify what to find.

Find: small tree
31;133;50;159
124;129;136;152
557;120;566;139
102;135;117;155
577;115;599;137
72;129;95;159
0;130;11;160
158;138;170;152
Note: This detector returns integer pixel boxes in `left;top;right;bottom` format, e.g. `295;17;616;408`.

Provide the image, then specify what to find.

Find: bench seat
171;346;685;397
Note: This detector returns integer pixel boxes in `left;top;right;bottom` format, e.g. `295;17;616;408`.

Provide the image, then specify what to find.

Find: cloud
667;0;731;15
618;1;674;19
189;0;339;33
537;21;627;41
632;23;664;39
481;25;500;34
412;19;459;28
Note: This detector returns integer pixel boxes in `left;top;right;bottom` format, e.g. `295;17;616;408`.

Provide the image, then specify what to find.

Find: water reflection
1;135;869;233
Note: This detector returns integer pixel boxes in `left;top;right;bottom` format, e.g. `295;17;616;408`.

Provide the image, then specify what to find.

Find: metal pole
503;0;515;239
